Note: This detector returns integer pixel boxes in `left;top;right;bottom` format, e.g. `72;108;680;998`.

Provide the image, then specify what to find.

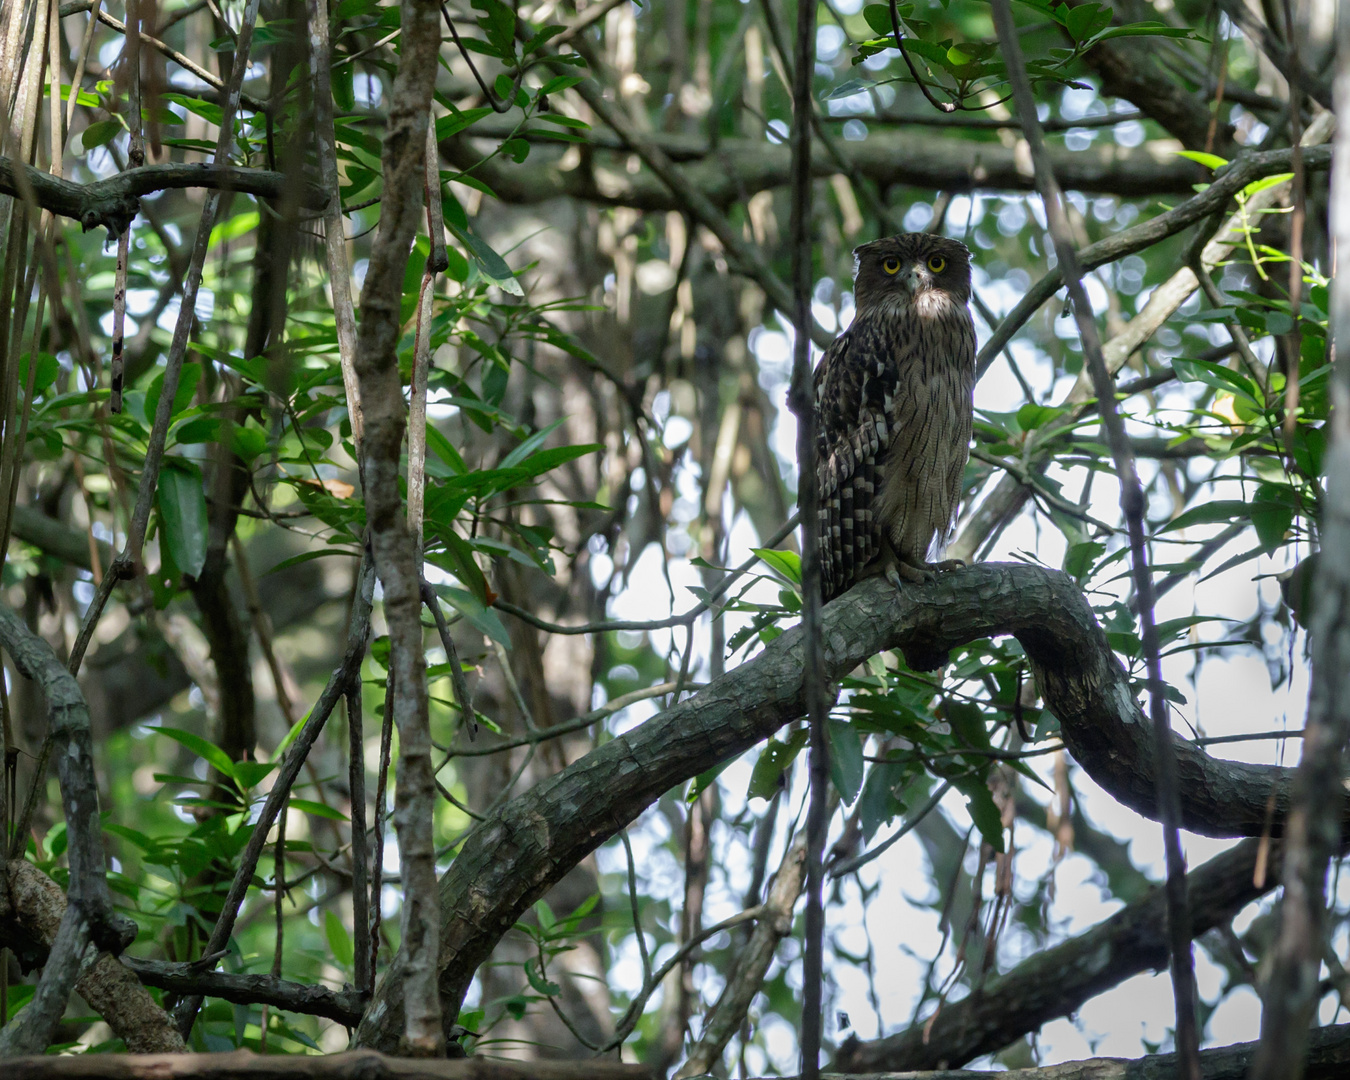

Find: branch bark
350;0;445;1053
3;1051;655;1079
0;157;327;235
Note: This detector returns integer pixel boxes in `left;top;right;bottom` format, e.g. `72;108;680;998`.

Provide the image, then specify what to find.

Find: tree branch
120;957;367;1027
352;566;1322;1052
835;837;1279;1072
439;128;1212;210
0;157;328;236
350;0;445;1052
3;1052;655;1079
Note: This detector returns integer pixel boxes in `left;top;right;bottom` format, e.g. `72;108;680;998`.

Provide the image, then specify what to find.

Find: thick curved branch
0;157;328;235
835;837;1277;1072
353;564;1313;1051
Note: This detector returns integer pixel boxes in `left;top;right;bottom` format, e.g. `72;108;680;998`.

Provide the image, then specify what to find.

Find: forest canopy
0;0;1347;1075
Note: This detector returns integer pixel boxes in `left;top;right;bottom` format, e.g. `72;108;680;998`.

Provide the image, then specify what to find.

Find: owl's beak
899;264;923;296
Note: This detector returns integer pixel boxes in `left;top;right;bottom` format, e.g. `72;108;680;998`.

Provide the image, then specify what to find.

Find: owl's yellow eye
882;257;901;275
927;255;947;273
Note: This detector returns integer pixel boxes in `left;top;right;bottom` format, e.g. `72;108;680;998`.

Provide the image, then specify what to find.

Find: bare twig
828;780;952;878
346;682;372;994
785;0;827;1072
122;956;368;1027
991;4;1198;1075
306;0;362;446
494;512;797;635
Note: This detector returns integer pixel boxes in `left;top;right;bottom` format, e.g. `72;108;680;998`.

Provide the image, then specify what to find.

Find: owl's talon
885;567;904;591
932;558;966;573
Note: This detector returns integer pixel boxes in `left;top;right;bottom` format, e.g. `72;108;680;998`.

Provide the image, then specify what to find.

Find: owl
814;233;977;602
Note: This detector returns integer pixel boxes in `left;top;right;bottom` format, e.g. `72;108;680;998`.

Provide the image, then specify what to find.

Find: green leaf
500;417;567;469
1251;484;1297;552
1063;540;1104;581
81;119;122;150
1265;311;1295;336
954;775;1005;853
453;226;524;295
524;957;561;997
748;729;809;800
153;725;238;780
828;720;865;805
1175;149;1229;170
471;0;517;59
1158;499;1251;534
436;106;493;140
325;910;355;968
426;424;467;475
863;3;894;35
146;362;204;422
230;761;277;792
18;352;59;398
1015;403;1066;431
1242;173;1293;198
1170;358;1260;404
231;422;269;462
539;75;584;95
157;460;209;579
440;585;512;647
753;547;802;586
291;797;349;822
208;210;260;246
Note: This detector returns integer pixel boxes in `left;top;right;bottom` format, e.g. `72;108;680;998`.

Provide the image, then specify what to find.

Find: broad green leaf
291;798;349;822
1251;484;1297;551
81;119;122;150
1175;151;1228;170
230;761;277;792
828;720;865;805
153;725;237;780
146;362;204;422
954;775;1005;853
1158;499;1250;533
748;728;809;800
157;460;209;579
325;910;355;968
863;3;894;35
754;547;802;586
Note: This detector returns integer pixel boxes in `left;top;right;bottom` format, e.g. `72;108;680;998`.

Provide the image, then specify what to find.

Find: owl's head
851;233;972;316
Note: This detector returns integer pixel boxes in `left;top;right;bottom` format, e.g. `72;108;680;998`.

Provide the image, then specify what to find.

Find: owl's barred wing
812;325;901;602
